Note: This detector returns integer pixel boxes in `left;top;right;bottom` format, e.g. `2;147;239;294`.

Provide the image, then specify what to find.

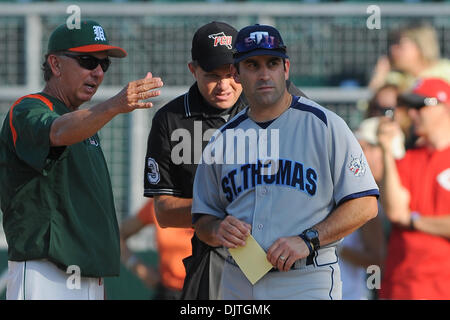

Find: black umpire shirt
144;82;246;199
144;80;305;299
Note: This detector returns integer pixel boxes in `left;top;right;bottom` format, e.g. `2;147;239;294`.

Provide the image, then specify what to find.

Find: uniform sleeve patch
146;157;161;184
348;154;367;177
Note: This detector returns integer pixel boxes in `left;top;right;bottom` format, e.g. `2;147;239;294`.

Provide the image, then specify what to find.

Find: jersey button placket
252;185;272;250
260;186;268;196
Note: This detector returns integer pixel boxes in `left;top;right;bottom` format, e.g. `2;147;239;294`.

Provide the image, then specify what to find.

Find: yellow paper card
228;234;273;285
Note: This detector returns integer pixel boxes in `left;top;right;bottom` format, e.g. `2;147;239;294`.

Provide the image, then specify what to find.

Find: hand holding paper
228;234;273;285
216;215;251;248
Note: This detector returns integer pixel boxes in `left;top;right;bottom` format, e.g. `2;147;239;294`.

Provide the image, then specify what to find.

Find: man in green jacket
0;20;163;300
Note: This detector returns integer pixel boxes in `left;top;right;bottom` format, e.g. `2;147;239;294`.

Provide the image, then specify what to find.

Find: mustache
256;81;275;88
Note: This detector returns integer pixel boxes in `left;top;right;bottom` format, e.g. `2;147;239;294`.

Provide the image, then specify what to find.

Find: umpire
144;21;304;299
0;20;163;299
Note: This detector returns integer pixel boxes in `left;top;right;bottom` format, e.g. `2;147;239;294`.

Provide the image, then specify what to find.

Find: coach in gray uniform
192;24;379;300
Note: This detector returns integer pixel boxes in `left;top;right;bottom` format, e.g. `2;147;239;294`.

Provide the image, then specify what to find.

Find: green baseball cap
47;20;127;58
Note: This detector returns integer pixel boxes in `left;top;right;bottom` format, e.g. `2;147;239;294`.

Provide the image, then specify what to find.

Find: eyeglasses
234;35;286;54
61;53;111;72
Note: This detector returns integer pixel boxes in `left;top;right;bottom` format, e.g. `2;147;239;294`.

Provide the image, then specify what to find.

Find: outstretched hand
113;72;163;113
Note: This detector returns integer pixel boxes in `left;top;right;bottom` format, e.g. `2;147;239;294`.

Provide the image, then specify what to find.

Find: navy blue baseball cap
233;24;288;63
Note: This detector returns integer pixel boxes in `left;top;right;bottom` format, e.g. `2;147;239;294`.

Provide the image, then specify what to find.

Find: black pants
153;282;182;300
180;234;227;300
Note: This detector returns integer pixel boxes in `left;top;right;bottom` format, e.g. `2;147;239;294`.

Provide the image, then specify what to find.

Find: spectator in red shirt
377;78;450;299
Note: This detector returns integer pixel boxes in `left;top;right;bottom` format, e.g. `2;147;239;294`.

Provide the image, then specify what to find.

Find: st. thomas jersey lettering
221;159;318;202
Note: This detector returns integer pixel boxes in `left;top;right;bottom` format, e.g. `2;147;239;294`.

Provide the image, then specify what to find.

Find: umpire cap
191;21;237;72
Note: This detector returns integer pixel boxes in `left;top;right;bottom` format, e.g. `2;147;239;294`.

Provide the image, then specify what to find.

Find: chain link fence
1;1;450;231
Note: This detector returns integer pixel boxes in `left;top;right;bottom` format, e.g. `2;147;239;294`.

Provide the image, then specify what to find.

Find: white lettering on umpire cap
208;32;233;49
93;25;106;41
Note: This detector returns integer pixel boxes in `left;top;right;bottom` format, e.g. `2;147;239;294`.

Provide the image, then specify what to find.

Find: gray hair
42;54;53;82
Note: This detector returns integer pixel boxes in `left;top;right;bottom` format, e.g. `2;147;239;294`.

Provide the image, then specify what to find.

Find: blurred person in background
369;22;450;93
366;84;418;150
120;199;194;299
0;20;163;300
377;78;450;300
366;84;399;119
368;23;449;151
339;116;404;300
396;95;421;150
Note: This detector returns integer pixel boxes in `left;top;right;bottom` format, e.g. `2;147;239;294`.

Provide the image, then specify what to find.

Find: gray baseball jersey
191;95;379;299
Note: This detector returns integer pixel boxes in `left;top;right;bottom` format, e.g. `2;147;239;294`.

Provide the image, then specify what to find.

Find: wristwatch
409;211;421;230
300;228;320;254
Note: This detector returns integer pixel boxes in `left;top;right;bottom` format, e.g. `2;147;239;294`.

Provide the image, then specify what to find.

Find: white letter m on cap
93;26;106;41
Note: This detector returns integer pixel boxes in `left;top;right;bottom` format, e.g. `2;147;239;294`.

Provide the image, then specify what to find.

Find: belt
225;254;314;272
269;254;314;272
